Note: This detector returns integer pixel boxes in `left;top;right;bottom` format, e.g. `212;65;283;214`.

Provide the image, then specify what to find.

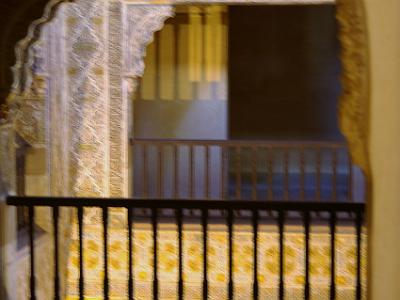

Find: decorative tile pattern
66;224;367;299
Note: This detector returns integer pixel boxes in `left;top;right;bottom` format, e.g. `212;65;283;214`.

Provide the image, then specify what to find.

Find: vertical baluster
205;146;210;199
16;153;26;229
143;144;148;198
316;148;321;202
128;208;134;300
330;212;336;300
355;212;363;300
284;148;289;201
267;147;274;200
158;145;163;199
136;77;143;101
103;207;109;300
332;148;337;201
189;145;194;199
17;207;26;230
252;209;259;300
236;146;242;200
78;207;84;300
220;146;226;200
202;209;209;300
348;150;353;202
304;211;311;300
251;146;258;200
177;209;184;300
53;207;60;300
133;142;137;197
300;147;306;201
29;206;36;300
152;208;159;300
228;209;234;299
174;144;179;199
278;210;285;300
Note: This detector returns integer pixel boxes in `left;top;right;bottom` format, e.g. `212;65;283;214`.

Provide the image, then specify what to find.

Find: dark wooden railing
131;139;363;202
7;196;365;300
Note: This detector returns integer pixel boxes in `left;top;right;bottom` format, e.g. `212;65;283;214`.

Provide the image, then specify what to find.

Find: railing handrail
6;196;364;212
130;138;347;148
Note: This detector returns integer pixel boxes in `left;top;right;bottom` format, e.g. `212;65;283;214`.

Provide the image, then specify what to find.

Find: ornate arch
2;0;174;198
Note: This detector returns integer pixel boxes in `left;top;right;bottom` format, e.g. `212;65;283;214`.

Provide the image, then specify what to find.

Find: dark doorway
228;5;343;140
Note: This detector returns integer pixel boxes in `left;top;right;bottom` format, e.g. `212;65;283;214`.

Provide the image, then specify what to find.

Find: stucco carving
11;0;70;96
12;0;174;199
119;4;174;196
66;0;109;197
7;10;56;148
124;5;174;77
47;9;70;197
0;124;16;194
109;1;126;197
336;0;370;176
8;29;50;147
13;93;47;147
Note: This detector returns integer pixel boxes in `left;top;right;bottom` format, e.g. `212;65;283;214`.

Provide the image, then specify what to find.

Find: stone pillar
65;0;110;197
365;0;400;299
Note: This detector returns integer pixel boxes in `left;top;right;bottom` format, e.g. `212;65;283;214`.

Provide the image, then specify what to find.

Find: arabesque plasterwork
4;0;174;199
0;124;16;194
124;5;174;78
66;0;109;197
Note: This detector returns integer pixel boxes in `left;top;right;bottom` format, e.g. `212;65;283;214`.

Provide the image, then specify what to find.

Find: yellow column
366;0;400;299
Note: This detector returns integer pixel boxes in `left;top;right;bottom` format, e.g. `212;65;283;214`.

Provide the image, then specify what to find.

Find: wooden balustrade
131;139;361;202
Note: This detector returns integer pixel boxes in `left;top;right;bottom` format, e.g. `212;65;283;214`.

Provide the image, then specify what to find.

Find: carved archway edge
3;0;371;179
336;0;371;178
3;0;73;150
122;4;176;102
9;0;72;97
